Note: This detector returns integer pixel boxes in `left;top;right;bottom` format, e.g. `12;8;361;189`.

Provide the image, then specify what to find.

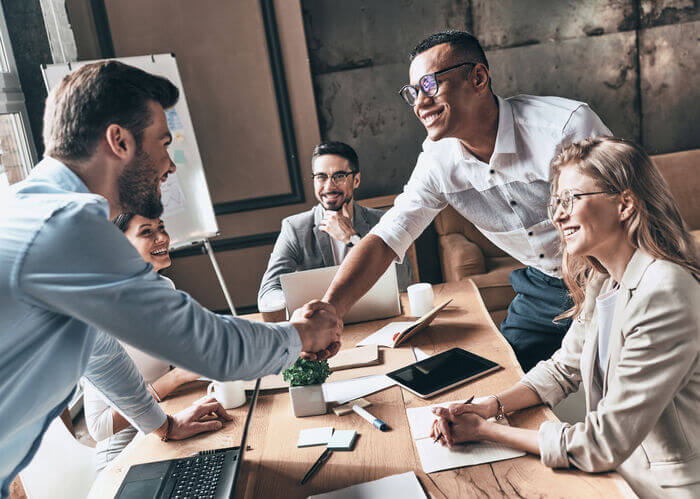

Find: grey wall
302;0;700;202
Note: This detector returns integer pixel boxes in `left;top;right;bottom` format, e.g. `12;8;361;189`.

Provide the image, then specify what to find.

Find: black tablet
386;347;501;398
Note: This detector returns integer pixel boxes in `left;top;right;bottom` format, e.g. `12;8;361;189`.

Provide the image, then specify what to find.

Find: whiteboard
41;54;219;249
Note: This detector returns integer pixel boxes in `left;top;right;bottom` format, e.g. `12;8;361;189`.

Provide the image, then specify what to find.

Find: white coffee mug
207;380;246;409
407;282;435;317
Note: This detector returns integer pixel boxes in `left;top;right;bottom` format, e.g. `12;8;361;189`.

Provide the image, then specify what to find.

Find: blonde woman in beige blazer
430;137;700;498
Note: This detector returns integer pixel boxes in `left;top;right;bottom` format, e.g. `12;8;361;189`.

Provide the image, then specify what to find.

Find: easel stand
202;239;237;316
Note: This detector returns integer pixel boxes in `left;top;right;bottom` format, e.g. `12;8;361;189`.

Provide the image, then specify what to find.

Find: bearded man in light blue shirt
0;61;341;495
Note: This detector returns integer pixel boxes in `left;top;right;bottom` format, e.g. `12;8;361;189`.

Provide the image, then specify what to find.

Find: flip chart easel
41;54;237;315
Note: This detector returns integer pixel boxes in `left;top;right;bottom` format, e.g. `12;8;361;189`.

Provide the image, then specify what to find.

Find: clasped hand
319;209;356;244
290;300;343;361
429;400;491;448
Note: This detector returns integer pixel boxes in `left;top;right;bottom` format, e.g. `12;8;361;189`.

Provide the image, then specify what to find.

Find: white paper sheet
356;322;414;347
297;427;334;448
406;400;525;473
308;471;426;499
322;375;395;405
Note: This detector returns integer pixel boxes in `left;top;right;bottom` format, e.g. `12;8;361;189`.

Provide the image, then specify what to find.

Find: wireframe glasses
399;61;476;106
312;171;355;184
548;189;617;219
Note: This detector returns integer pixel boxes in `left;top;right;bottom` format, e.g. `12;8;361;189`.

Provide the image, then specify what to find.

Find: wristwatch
346;234;361;247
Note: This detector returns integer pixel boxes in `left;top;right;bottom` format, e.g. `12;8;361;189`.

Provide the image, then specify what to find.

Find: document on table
356;322;414;347
308;471;426;499
406;400;525;473
322;374;396;405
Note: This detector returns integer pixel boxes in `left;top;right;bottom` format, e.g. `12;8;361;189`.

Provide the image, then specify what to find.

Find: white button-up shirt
371;95;611;277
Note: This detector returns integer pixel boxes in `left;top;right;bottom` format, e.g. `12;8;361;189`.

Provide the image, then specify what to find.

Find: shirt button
510;200;517;206
539;254;544;258
528;231;533;236
489;169;495;174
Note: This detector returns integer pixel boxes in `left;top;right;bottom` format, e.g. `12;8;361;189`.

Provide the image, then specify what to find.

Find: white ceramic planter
289;384;326;417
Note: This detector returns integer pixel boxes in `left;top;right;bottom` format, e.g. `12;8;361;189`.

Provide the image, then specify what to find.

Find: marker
352;404;389;431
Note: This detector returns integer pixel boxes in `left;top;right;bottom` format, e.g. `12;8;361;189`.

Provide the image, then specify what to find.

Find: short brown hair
43;60;179;161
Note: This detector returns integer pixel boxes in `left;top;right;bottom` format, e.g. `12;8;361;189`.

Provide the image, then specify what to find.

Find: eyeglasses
548;189;617;219
398;61;476;106
312;171;355;184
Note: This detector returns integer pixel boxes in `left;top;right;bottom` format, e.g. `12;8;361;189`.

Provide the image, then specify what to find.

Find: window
0;9;36;195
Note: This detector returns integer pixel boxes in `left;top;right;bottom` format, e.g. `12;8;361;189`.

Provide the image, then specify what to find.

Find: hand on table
430;401;489;448
290;300;343;361
157;396;233;441
319;208;356;245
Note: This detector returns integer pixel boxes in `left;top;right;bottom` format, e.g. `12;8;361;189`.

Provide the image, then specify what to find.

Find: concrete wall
303;0;699;202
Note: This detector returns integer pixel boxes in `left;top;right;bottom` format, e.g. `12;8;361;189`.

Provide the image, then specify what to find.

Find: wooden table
89;280;635;498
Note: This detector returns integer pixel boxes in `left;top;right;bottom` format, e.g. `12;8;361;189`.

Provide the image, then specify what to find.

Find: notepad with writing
406;399;525;473
357;299;452;348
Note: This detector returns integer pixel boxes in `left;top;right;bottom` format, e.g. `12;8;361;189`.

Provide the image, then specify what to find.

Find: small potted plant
283;357;331;417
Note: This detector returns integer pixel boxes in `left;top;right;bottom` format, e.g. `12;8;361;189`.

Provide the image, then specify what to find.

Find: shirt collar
455;95;516;162
31;156;92;194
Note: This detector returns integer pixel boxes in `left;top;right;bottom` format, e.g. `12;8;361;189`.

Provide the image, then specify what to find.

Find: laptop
280;263;401;324
114;379;262;499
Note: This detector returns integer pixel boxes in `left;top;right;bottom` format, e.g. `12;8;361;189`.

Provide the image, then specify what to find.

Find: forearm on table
150;369;196;400
495;382;544;415
323;234;396;317
478;421;540;456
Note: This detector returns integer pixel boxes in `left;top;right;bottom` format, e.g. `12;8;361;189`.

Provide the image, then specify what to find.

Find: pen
433;395;475;443
300;448;332;485
352;404;389;431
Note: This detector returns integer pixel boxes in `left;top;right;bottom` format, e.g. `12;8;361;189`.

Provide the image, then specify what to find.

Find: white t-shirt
596;285;620;377
324;208;354;266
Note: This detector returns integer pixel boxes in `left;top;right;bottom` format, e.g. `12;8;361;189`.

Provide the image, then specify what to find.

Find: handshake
289;300;343;361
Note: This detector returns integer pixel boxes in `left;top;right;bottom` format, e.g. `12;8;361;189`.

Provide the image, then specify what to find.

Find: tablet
386;348;501;398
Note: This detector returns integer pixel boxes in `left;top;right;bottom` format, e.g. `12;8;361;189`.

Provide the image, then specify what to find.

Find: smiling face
553;164;628;261
117;101;175;218
409;43;479;142
312;154;360;211
124;215;172;271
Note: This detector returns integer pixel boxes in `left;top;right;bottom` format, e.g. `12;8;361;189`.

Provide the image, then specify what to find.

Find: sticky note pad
297;427;334;448
327;430;358;451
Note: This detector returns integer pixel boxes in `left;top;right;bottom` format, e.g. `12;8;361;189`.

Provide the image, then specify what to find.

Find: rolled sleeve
370;153;447;262
539;420;571;468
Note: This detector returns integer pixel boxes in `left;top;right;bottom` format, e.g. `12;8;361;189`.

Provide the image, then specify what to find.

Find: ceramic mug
407;283;435;317
207;380;246;409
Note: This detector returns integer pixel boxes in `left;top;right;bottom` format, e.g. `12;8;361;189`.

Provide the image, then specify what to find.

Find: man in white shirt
258;142;412;312
318;30;612;371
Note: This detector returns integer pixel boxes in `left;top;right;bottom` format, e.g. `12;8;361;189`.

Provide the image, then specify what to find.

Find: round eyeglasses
548;189;617;219
398;61;476;106
311;171;355;184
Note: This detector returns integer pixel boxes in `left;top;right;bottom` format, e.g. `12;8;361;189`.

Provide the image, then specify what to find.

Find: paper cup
407;283;435;317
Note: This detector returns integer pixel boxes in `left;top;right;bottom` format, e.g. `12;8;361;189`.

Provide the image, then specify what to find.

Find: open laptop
280;263;401;324
114;379;262;499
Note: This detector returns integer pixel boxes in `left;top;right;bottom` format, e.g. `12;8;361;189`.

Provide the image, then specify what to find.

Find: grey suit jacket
258;203;412;309
522;250;700;498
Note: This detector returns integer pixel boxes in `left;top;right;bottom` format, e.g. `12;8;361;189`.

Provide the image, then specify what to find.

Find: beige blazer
522;250;700;498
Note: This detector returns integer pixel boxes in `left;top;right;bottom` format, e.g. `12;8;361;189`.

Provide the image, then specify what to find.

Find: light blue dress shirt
0;157;302;496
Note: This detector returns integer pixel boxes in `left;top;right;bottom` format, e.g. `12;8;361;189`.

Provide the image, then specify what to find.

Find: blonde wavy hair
551;137;700;320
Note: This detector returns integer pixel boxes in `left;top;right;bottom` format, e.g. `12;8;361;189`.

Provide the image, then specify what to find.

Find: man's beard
323;192;352;212
117;146;163;219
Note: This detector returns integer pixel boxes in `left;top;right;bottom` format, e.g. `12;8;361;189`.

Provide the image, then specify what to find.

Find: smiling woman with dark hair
429;137;700;498
83;214;204;471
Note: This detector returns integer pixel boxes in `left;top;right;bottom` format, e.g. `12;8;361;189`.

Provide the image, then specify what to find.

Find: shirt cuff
368;224;408;264
133;402;167;435
538;420;571;469
520;363;567;408
277;321;303;370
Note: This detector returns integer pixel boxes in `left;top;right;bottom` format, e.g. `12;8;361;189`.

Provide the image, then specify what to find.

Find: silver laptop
280;263;401;324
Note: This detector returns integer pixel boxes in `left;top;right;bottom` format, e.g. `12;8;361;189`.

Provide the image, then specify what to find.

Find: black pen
300;448;333;485
433;395;475;443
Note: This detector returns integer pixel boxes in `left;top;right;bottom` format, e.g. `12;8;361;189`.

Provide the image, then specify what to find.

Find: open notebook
406;399;525;473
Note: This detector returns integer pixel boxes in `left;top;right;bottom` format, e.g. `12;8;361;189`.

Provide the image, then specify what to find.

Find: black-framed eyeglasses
398;61;476;106
548;189;617;219
311;171;355;184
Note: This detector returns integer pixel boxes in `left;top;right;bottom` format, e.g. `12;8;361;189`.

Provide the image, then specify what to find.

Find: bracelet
488;394;506;421
160;415;173;442
147;383;162;403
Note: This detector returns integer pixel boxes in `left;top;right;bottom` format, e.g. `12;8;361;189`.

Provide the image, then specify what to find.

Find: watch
346;234;361;247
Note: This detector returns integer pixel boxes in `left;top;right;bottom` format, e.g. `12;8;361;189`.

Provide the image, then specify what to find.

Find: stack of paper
322;374;395;405
406;400;525;473
308;471;426;499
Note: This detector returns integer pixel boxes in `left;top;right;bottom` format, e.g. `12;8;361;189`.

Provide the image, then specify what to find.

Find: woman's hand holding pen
429;396;495;448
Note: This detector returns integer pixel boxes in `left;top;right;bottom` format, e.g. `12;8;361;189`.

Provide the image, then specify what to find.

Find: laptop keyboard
169;453;229;498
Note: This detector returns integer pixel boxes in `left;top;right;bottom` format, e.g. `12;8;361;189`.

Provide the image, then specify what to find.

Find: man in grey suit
258;141;412;312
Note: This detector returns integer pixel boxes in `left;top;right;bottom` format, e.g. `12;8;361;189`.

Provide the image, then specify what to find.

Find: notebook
406;399;525;473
